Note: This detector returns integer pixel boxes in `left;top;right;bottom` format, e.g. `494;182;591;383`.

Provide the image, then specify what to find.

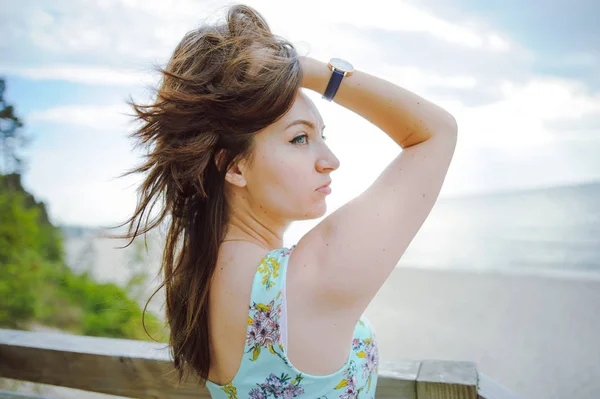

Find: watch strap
322;69;345;102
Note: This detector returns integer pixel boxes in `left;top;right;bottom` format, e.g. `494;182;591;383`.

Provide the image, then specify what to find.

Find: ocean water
400;181;600;278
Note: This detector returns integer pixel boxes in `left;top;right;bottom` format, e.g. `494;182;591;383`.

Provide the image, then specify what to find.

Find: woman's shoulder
214;243;294;295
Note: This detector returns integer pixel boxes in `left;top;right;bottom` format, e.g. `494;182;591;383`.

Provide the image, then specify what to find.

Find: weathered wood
416;360;478;399
0;329;208;399
477;372;523;399
0;390;49;399
0;329;515;399
376;360;420;399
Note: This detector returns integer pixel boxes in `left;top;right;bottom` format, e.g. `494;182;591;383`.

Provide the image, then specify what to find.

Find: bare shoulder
211;243;282;327
213;243;274;293
291;133;457;315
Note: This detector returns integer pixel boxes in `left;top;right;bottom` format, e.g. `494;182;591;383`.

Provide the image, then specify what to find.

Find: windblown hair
108;4;302;384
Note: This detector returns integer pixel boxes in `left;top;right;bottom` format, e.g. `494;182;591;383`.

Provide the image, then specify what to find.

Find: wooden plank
0;328;170;361
376;360;420;399
0;329;208;399
3;329;515;399
0;390;49;399
477;372;523;399
416;360;478;399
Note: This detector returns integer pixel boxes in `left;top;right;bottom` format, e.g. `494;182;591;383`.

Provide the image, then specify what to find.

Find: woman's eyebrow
285;119;326;131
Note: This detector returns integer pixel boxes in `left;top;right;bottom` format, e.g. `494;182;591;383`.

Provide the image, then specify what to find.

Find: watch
322;58;354;102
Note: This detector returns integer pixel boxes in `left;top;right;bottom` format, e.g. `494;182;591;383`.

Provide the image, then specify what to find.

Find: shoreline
398;262;600;282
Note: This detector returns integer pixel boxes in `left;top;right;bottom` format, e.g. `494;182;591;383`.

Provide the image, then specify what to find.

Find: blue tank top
206;245;379;398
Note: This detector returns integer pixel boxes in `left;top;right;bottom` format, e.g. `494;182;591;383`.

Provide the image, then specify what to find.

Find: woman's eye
291;134;308;144
290;133;327;145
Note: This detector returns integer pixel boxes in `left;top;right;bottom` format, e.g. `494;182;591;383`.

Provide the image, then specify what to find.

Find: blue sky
2;0;600;235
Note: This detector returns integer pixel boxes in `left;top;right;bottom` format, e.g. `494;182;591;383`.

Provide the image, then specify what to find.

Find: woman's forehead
278;91;324;129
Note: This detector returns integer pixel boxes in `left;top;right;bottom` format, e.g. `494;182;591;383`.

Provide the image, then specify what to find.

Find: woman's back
207;244;379;398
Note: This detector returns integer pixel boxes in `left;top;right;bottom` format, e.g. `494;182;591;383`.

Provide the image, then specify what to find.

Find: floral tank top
205;245;380;399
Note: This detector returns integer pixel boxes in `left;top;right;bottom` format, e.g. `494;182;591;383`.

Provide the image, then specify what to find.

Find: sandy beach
365;267;600;399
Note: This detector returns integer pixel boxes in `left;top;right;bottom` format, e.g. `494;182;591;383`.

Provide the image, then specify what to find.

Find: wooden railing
0;329;522;399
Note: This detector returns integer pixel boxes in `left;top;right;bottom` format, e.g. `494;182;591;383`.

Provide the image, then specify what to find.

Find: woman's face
226;90;340;223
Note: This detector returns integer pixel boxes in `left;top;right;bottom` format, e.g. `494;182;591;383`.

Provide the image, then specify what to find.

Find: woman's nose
316;149;340;172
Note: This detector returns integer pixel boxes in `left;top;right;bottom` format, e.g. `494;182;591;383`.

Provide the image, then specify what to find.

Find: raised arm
290;56;458;313
300;56;457;149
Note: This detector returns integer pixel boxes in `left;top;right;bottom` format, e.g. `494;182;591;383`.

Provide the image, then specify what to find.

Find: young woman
116;4;457;398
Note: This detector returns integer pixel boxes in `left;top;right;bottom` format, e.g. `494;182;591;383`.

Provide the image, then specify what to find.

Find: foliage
0;177;166;340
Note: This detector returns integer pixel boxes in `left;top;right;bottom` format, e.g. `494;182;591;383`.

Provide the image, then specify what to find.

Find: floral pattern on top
220;382;238;399
249;373;305;399
206;246;379;398
335;336;379;398
257;253;281;290
246;290;288;364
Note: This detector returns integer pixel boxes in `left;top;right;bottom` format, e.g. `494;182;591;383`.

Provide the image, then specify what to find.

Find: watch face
330;58;354;73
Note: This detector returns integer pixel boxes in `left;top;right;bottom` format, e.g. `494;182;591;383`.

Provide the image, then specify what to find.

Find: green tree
0;190;43;327
0;77;30;178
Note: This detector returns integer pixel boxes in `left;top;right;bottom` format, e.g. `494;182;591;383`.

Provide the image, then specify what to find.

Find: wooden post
416;360;478;399
376;360;421;399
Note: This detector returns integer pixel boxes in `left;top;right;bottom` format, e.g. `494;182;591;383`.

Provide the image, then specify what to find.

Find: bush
0;177;166;342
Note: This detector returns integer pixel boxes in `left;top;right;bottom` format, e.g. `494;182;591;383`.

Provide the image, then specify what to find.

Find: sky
2;0;600;243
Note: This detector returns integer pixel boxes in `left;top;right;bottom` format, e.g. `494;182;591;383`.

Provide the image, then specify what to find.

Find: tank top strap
238;245;296;374
250;246;295;304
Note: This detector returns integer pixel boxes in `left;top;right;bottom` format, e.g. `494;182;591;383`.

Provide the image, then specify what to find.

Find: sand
364;267;600;399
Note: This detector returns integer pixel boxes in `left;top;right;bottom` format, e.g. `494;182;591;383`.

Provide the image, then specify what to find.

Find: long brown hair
107;4;302;384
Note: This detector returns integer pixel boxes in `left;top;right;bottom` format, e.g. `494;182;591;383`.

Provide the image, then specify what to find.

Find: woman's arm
288;56;457;313
299;56;457;148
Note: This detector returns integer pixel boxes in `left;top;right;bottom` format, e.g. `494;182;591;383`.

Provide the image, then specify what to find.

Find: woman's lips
316;186;332;194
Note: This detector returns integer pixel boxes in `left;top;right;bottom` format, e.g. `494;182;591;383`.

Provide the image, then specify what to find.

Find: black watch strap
322;69;345;102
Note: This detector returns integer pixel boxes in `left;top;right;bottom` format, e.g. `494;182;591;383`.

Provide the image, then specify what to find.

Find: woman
116;4;457;398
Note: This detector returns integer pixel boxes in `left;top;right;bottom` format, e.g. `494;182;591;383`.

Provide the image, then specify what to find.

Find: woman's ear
215;150;247;188
225;162;247;188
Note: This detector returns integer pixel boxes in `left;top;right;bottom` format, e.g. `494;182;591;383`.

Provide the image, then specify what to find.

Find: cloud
289;0;506;50
543;112;600;140
340;24;535;107
1;0;516;85
450;77;600;148
0;64;154;86
407;0;600;88
28;104;137;132
21;124;143;227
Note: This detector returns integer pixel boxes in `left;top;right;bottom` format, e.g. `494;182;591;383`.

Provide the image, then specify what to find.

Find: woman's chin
289;198;328;221
302;202;327;220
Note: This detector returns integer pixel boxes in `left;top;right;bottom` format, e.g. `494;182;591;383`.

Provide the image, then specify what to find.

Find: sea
399;181;600;279
62;181;600;314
